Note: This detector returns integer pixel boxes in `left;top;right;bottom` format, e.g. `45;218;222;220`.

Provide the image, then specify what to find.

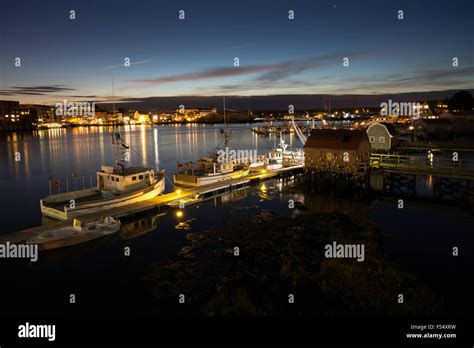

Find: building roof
379;122;397;135
107;166;153;176
419;119;452;125
366;122;397;135
304;129;368;151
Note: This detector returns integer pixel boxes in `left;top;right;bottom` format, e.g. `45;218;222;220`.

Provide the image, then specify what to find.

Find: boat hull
41;177;165;221
27;223;120;251
267;164;283;171
34;230;117;251
174;168;249;187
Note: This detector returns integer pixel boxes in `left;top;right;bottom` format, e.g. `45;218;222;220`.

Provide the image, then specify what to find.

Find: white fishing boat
266;143;284;171
249;155;266;169
173;141;250;187
263;135;305;171
26;216;121;251
40;133;165;221
173;97;249;187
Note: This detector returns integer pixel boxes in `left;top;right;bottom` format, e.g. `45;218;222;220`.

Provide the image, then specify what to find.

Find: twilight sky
0;0;473;105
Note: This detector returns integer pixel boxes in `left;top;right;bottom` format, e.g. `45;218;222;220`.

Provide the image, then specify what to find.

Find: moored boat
249;135;305;172
173;150;250;187
40;133;165;221
174;100;250;187
25;216;121;251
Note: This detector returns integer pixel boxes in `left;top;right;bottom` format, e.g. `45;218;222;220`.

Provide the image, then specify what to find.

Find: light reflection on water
0;165;472;318
0;124;280;234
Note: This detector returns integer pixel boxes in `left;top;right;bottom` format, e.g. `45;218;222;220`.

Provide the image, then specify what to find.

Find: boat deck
44;172;166;210
44;191;103;209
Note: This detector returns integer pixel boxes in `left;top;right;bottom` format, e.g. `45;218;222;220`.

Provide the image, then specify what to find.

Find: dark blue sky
0;0;473;104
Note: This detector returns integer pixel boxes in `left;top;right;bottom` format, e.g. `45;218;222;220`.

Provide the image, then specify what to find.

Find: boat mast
112;75;116;120
223;95;230;149
112;75;118;169
111;75;128;174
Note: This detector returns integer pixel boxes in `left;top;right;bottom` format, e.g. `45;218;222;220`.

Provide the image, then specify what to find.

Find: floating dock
0;165;304;244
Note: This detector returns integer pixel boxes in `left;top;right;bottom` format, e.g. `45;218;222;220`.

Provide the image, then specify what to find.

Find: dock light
260;183;267;191
176;210;183;218
428;151;434;165
176;189;182;196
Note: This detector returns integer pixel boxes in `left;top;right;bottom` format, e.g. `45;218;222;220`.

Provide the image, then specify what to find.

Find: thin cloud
131;52;361;86
331;66;474;94
104;58;157;69
133;65;274;84
0;85;76;96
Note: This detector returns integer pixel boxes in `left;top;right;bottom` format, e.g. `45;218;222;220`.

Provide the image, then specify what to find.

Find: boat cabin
97;166;155;196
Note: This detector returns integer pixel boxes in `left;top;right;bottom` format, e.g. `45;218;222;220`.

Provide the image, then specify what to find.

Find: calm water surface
0;123;292;233
0;124;472;318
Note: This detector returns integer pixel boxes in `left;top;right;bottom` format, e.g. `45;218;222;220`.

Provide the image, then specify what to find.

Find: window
379;136;386;144
132;176;137;181
369;136;375;143
139;175;144;180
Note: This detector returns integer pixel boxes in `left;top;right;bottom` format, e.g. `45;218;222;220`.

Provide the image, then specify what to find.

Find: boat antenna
112;75;116;118
110;75;128;174
223;95;226;125
223;96;231;148
109;75;154;172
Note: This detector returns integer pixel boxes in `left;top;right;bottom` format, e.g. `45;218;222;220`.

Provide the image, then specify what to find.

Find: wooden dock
0;165;303;244
396;140;474;153
370;153;474;180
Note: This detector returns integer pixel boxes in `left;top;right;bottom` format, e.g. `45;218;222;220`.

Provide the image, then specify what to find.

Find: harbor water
0;124;473;318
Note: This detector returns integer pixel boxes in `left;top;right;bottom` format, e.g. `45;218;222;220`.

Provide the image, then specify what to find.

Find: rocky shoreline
144;206;442;317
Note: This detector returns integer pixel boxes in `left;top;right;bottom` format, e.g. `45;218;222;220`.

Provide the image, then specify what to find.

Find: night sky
0;0;473;105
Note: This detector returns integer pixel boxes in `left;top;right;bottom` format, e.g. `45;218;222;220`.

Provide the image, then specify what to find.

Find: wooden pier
0;165;304;244
369;153;474;200
369;153;474;180
396;140;474;153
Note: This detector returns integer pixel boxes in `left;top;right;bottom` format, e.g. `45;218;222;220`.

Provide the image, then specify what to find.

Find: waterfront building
416;112;474;134
0;100;20;120
438;112;474;122
157;111;175;122
416;100;452;119
133;111;151;123
21;104;56;123
19;107;39;128
414;118;453;134
366;122;397;152
0;100;37;131
173;106;217;122
303;129;371;174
